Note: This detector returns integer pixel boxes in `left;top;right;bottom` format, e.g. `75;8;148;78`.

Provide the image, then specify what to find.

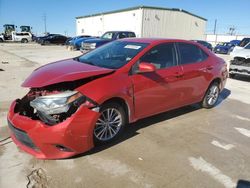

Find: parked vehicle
81;31;136;52
231;38;250;53
0;31;32;43
40;34;68;45
191;40;213;51
8;38;228;159
229;42;250;78
68;35;93;50
214;42;235;54
0;24;32;43
229;40;241;46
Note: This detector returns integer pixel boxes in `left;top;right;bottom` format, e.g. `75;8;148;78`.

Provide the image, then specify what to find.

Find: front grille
82;43;91;50
8;120;38;150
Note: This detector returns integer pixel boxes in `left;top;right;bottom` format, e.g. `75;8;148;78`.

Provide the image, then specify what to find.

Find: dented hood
22;59;114;88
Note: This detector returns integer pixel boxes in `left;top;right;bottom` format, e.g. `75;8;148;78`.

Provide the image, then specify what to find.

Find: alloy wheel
94;108;122;141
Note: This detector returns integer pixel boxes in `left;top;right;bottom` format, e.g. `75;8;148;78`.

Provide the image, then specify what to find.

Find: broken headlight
30;91;84;115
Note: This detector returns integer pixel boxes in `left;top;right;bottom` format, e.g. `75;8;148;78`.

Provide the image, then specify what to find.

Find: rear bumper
8;101;100;159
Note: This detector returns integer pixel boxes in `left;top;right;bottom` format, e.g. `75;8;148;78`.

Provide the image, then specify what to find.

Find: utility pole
43;14;47;34
213;19;217;34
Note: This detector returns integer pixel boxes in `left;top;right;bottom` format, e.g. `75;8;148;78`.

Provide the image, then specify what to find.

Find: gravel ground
0;43;250;188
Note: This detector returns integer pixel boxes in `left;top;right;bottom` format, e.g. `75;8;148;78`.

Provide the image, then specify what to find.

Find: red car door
176;42;213;105
130;43;184;119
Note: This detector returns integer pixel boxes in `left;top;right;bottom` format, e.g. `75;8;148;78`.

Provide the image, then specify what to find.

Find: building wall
141;8;206;39
206;34;250;46
76;9;143;37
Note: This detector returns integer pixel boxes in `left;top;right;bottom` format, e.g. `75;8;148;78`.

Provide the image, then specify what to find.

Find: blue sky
0;0;249;36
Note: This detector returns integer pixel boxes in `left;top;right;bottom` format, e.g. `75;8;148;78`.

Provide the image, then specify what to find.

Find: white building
76;6;207;40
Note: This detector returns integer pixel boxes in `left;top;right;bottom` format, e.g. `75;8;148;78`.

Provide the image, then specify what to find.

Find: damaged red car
8;38;228;159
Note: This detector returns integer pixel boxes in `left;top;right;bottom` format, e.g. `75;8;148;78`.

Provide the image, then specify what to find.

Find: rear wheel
93;102;126;144
202;82;220;108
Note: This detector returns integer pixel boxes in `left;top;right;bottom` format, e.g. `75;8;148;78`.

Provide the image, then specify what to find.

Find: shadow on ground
73;88;231;159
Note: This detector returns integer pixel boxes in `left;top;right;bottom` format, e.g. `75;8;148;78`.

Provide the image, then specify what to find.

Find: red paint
8;39;228;159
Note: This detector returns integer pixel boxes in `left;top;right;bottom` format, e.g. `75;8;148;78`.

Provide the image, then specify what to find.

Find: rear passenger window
128;33;136;38
178;43;208;65
140;43;176;69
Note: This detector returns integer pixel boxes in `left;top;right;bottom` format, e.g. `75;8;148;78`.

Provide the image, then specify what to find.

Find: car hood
22;59;114;88
231;49;250;59
84;38;112;43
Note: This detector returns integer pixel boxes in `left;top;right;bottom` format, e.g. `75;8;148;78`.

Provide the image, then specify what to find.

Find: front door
130;43;184;119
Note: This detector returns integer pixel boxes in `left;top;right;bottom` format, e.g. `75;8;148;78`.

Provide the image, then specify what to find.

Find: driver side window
140;43;176;69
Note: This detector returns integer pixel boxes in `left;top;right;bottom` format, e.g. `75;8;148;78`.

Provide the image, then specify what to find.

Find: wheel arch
101;97;131;124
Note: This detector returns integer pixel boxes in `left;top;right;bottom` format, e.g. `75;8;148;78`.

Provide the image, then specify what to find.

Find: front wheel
21;38;28;43
202;82;220;108
93;102;126;144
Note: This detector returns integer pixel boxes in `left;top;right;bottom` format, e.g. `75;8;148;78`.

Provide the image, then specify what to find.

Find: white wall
76;9;143;37
206;34;250;46
142;9;206;40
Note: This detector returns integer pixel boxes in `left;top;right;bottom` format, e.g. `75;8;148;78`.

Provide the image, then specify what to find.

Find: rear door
130;42;184;119
176;42;212;105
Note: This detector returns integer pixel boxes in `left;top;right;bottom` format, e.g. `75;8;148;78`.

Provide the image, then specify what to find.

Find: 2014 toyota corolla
7;38;228;159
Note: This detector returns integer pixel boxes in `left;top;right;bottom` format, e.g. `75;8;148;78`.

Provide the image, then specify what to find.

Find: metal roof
76;5;207;21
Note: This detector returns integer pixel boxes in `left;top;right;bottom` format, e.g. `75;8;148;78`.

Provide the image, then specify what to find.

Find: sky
0;0;249;36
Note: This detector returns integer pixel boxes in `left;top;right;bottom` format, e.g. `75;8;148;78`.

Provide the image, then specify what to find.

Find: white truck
0;31;32;43
229;42;250;77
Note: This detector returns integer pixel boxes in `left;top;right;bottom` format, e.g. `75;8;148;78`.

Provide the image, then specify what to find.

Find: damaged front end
14;87;97;126
229;57;250;76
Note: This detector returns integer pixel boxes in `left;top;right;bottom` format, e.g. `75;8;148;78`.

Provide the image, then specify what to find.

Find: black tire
0;38;3;42
201;82;220;109
93;102;126;145
21;38;28;43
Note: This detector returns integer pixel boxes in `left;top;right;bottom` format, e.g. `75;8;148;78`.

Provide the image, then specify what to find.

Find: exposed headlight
89;43;96;49
30;91;84;115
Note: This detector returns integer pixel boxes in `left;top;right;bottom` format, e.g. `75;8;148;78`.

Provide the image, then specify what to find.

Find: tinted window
140;43;176;69
128;33;136;38
178;43;208;65
118;33;127;39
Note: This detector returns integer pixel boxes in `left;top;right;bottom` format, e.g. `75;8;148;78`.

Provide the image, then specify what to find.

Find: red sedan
8;38;228;159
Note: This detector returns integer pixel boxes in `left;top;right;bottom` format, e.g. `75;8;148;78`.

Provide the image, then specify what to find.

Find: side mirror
137;62;156;73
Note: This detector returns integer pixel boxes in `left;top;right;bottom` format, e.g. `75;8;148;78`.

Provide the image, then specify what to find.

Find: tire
93;102;126;144
0;38;3;42
21;38;28;43
201;82;220;109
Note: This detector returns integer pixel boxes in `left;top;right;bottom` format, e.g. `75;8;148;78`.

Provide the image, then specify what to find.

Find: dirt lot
0;43;250;188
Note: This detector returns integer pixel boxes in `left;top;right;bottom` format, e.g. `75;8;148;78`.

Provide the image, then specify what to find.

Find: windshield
77;41;148;69
101;32;115;39
244;42;250;49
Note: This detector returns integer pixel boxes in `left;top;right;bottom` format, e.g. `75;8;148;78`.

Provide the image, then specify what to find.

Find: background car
40;34;68;45
69;35;95;50
81;31;136;52
214;42;235;54
192;40;213;51
8;38;228;159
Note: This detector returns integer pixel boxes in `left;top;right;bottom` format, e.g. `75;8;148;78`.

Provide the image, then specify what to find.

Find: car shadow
72;88;231;159
236;180;250;188
217;88;231;106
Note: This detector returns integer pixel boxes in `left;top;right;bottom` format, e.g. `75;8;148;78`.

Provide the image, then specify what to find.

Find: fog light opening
55;144;73;152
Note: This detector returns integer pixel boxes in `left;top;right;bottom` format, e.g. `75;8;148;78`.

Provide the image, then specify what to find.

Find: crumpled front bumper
7;101;100;159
